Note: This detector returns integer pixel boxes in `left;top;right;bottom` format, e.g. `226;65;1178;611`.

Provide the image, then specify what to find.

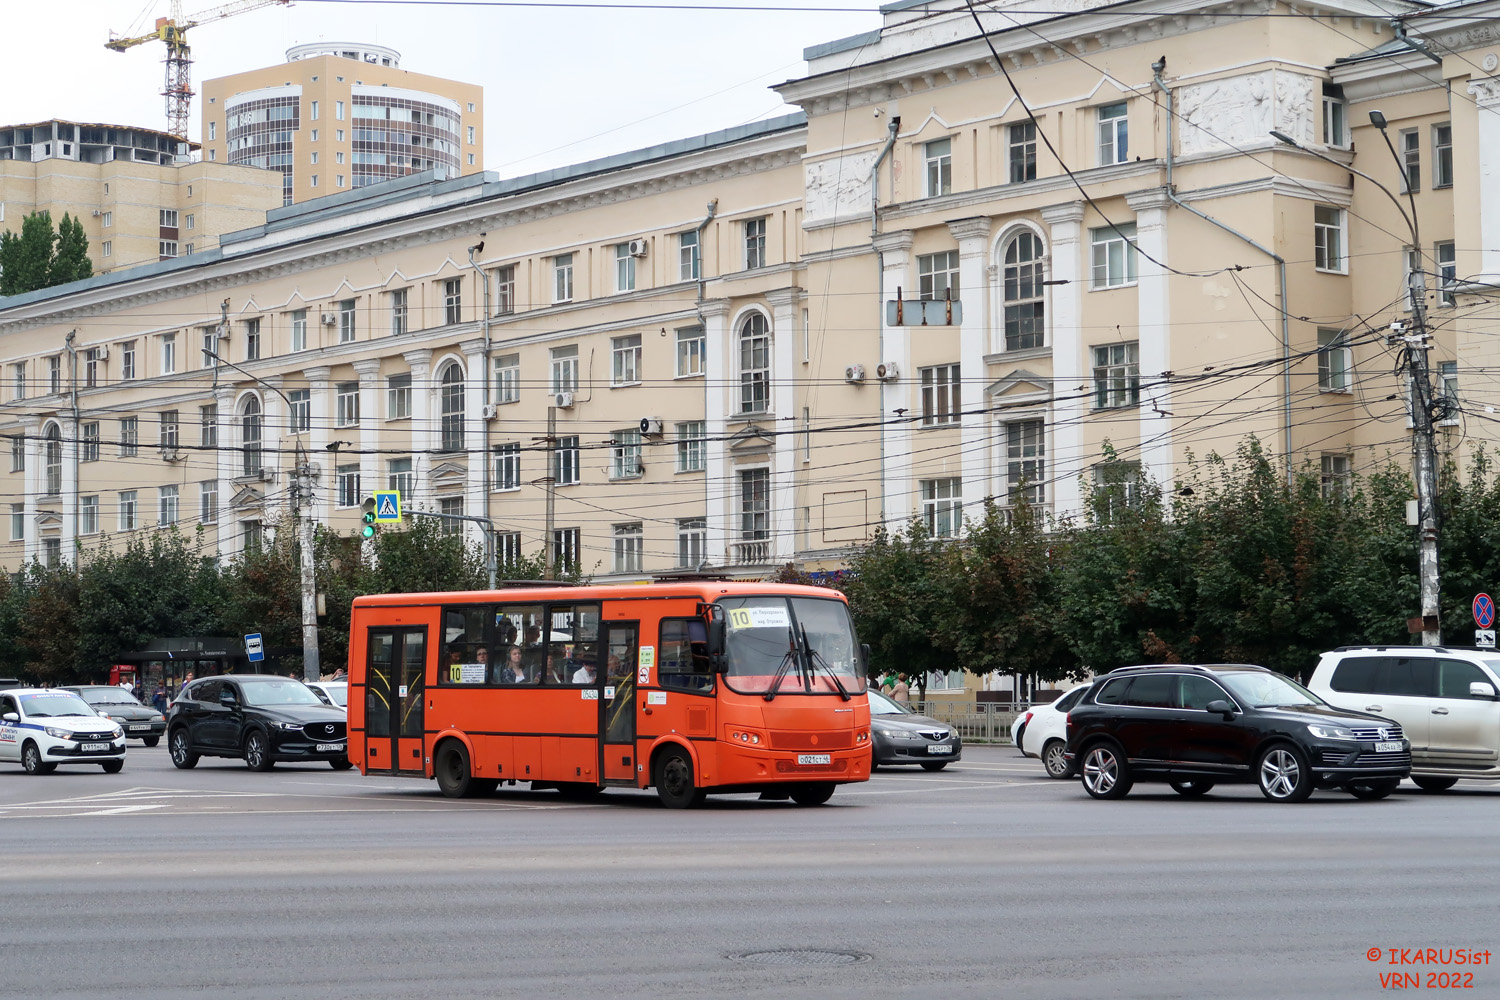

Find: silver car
868;689;961;770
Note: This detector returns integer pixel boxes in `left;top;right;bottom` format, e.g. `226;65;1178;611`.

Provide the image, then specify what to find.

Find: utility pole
296;458;321;679
543;406;557;580
1393;275;1443;646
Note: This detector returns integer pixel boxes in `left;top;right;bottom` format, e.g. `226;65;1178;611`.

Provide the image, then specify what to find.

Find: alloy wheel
1260;749;1300;799
1082;747;1118;795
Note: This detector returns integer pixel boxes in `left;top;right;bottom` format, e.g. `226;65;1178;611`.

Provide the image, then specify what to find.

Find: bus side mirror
705;606;727;671
861;643;871;667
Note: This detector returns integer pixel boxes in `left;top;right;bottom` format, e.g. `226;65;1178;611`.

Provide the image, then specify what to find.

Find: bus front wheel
436;741;484;798
653;747;706;809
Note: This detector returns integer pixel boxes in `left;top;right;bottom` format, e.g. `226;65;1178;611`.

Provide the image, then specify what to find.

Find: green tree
50;214;93;286
14;561;83;684
841;520;957;684
0;211;58;296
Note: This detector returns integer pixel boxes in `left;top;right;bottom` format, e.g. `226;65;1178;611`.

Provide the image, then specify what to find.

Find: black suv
166;675;351;771
1064;664;1411;802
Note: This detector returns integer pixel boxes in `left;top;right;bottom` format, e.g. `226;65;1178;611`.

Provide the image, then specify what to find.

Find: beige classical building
199;43;485;206
0;120;283;274
1;0;1496;588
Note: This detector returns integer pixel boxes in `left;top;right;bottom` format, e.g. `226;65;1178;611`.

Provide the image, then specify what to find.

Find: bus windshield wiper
801;623;850;701
763;630;800;702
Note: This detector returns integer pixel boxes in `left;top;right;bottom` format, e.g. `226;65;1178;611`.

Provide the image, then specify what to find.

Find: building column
1127;190;1174;493
1468;78;1500;281
874;230;914;528
215;386;235;556
700;299;731;567
59;415;77;565
353;359;382;514
403;349;434;511
461;339;488;549
948;217;992;522
765;287;803;562
1040;203;1086;518
303;366;332;525
21;416;40;565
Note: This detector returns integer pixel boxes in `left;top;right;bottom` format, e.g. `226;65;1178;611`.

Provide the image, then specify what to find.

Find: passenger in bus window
501;647;528;684
572;657;598;684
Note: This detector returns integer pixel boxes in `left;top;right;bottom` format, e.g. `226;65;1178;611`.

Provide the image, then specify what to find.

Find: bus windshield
718;595;866;696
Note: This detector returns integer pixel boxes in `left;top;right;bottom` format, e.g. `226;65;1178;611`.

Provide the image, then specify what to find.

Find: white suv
1307;646;1500;791
0;688;127;774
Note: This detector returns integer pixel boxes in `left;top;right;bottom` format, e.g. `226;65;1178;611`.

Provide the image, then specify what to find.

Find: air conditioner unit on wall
320;312;337;326
95;346;109;361
844;364;866;384
554;391;575;409
482;403;499;420
639;417;664;436
628;239;648;258
258;468;276;483
876;361;901;381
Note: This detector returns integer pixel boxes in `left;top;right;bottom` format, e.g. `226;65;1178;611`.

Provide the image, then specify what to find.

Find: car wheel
142;737;160;748
1169;779;1215;797
434;741;478;798
1257;744;1313;802
1412;776;1458;792
1042;739;1071;779
653;746;706;809
788;782;836;806
243;731;274;772
168;728;198;769
1080;743;1132;799
919;761;949;771
101;760;124;774
329;758;354;771
1347;778;1399;800
21;741;55;775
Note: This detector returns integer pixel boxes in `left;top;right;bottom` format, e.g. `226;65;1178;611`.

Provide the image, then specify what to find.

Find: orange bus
347;581;872;807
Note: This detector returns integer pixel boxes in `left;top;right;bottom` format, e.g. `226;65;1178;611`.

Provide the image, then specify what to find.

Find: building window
1092;343;1140;409
336;465;360;508
551;345;579;394
615;243;637;293
1317;328;1351;392
553;253;574;303
443;278;462;325
679;230;700;281
1433;123;1453;189
199;481;218;524
290;309;308;351
677;517;706;568
243;520;264;553
1004;122;1040;184
336;175;345;188
1002;231;1045;351
241;397;262;476
1097;103;1128;164
553;528;580;573
43;425;62;495
1322;84;1347;147
1437;240;1456;307
120;341;136;380
612;334;642;385
1092;461;1141;522
1314;206;1345;273
10;503;22;540
1090;223;1138;288
201;404;217;447
81;422;100;463
48;355;61;394
676;326;705;377
612;429;642;480
439;363;465;452
336;100;345;121
921;478;962;537
311;175;319;189
440;498;463;533
494;442;521;491
11;362;23;400
101;211;113;228
496;531;522;565
119;490;138;531
158;485;179;527
41;537;60;566
744;218;766;270
185;213;195;231
1320;454;1352;498
160;410;180;452
160;209;178;228
390;288;408;335
920;364;961;426
676;421;706;472
554;435;580;486
1399;128;1420;193
159;241;178;258
9;435;22;473
101;241;111;258
288;389;311;432
1005;420;1046;505
310;100;319;121
80;495;99;535
494;266;515;315
200;326;215;368
245;318;261;360
739;468;770;553
613;523;644;574
494;353;520;404
386;373;411;419
1440;361;1459;425
388;457;414;497
338;299;356;342
336;382;359;427
738;312;771;414
918;251;960;301
924;137;953;197
83;348;100;387
467;125;475;145
120;416;139;458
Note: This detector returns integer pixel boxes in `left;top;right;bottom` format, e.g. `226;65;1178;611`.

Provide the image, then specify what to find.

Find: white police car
0;688;126;774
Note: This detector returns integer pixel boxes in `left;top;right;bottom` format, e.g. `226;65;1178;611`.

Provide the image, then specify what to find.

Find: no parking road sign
1474;594;1495;629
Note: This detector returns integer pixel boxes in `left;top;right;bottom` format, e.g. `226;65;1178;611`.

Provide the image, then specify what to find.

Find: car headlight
112;728;124;739
274;722;304;732
44;727;75;740
878;728;914;740
1307;724;1359;740
151;714;165;723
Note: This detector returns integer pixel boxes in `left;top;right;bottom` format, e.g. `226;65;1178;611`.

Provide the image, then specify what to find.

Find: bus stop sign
244;633;265;663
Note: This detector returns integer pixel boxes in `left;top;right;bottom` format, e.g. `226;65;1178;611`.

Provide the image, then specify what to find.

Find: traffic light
361;497;378;538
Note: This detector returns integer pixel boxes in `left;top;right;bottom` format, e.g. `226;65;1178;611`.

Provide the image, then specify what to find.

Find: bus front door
602;622;638;784
365;627;427;776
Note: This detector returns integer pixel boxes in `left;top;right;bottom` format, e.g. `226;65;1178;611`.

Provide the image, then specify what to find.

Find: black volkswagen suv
1064;664;1410;802
167;675;350;771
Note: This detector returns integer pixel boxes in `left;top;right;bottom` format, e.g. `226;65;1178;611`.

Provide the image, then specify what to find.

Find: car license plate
797;753;831;765
81;742;110;752
1374;741;1403;753
317;743;345;753
128;724;150;731
928;744;953;754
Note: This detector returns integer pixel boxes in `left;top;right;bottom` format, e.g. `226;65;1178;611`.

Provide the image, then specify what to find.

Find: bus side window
659;618;713;693
440;605;496;685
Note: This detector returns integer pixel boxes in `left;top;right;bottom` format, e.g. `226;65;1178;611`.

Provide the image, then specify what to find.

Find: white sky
4;0;880;177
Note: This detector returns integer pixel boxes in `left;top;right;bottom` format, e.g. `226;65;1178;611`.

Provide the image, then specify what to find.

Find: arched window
240;396;262;477
738;312;770;415
1002;232;1045;351
44;424;62;495
439;362;465;452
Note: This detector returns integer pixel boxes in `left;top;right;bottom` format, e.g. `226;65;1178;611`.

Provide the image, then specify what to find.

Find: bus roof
350;580;846;608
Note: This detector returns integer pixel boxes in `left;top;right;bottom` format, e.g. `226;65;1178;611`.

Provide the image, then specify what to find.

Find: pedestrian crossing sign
373;490;402;523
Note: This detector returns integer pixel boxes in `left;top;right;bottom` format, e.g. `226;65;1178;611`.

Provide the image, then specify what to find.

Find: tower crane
106;0;291;141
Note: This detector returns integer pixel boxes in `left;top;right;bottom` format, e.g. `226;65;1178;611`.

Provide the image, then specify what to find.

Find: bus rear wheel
653;747;706;809
788;782;835;806
435;741;482;798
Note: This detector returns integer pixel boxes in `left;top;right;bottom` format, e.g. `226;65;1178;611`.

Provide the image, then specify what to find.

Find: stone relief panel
1176;69;1316;157
804;149;879;224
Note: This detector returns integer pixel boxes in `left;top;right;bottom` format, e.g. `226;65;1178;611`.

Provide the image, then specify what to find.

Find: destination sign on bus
727;606;791;630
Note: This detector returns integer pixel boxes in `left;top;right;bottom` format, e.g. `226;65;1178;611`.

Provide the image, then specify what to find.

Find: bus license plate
81;743;110;752
1374;741;1403;753
317;743;345;753
797;753;831;765
928;745;953;754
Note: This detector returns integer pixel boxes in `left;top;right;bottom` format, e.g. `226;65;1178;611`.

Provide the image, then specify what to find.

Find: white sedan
0;688;126;774
1012;684;1092;779
307;681;348;711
